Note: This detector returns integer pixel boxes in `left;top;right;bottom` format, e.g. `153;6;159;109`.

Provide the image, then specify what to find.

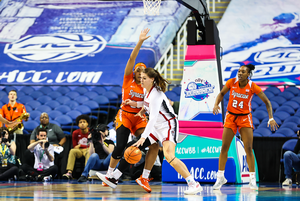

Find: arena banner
0;0;190;86
218;0;300;85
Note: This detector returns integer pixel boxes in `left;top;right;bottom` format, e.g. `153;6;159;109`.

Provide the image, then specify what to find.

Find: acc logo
184;80;215;101
4;34;107;63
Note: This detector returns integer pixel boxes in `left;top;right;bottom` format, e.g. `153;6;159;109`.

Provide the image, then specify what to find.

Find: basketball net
143;0;161;15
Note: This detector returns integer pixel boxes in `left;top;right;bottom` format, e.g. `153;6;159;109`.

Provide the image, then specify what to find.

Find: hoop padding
143;0;161;15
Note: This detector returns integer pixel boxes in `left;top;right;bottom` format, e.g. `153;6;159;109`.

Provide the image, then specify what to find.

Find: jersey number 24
232;100;243;109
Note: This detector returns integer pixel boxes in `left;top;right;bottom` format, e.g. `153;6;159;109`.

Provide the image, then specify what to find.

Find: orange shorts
224;112;254;134
115;109;147;135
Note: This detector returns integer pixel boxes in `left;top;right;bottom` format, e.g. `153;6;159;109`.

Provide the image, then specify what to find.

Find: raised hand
139;28;151;42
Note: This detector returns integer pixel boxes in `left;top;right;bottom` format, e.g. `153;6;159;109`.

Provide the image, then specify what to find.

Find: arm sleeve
30;127;38;141
141;93;163;139
72;130;78;148
253;83;262;94
136;101;144;108
225;78;233;89
53;124;65;140
48;145;55;159
123;73;133;89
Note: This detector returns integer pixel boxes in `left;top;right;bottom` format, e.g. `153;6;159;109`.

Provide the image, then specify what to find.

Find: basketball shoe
249;179;258;190
96;172;118;189
184;182;203;194
136;176;152;193
212;176;227;190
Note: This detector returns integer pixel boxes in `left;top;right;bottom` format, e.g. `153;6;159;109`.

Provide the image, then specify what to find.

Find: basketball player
212;64;279;190
103;28;159;193
97;68;203;195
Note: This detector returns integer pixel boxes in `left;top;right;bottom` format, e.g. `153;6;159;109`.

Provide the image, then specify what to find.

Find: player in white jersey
96;68;203;195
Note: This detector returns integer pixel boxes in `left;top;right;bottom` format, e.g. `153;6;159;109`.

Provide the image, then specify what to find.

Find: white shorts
148;118;179;145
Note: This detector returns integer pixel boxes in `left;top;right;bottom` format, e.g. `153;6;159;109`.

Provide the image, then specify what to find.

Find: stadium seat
270;101;279;111
56;96;71;104
282;101;300;110
65;100;80;110
20;86;35;95
275;128;295;137
275;106;295;115
264;91;275;99
84;91;98;100
44;100;60;110
49;119;61;127
255;105;268;112
47;91;62;99
30;91;44;100
4;86;17;93
284;86;300;96
291;97;300;104
66;91;80;100
91;86;107;95
55;115;73;131
253;128;272;137
19;95;34;105
224;92;229;101
264;87;281;95
109;86;122;98
25;105;33;112
252;95;264;106
66;110;82;121
171;86;181;95
261;116;282;126
56;86;71;94
283;116;300;125
29;110;42;120
1;96;8;103
38;86;53;95
103;91;119;105
251;101;259;111
280;122;299;132
270;133;286;137
253;132;262;137
165;91;178;102
48;110;63;120
252;116;260;127
274;111;291;122
278;91;295;100
37;95;52;104
36;105;52;113
25;100;42;110
0;91;7;99
83;100;108;124
74;86;89;95
17;91;25;98
55;105;71;114
270;96;287;106
74;96;89;105
74;105;92;115
252;110;269;121
23;120;39;131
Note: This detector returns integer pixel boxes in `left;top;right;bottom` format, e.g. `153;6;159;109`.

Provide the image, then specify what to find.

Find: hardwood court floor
0;180;299;201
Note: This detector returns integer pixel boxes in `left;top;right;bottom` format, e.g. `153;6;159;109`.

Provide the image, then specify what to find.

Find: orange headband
134;63;147;70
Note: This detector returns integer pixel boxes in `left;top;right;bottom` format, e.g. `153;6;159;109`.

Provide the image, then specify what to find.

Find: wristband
136;101;143;108
268;118;274;125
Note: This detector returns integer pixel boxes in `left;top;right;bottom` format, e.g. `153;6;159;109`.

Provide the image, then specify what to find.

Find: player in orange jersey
212;64;279;190
103;28;159;193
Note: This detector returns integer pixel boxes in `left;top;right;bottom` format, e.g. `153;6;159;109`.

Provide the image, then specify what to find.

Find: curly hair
76;114;90;126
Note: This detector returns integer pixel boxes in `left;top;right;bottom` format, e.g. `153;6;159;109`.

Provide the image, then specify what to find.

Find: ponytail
143;68;170;92
243;64;255;78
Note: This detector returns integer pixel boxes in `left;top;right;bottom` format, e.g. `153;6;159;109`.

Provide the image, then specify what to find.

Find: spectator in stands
29;112;66;178
103;28;159;193
30;113;66;146
1;90;27;134
282;131;300;186
62;115;90;180
77;124;115;182
22;128;58;182
212;64;279;190
0;127;18;180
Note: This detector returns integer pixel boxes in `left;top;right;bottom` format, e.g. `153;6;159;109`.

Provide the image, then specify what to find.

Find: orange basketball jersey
226;78;262;114
121;72;144;113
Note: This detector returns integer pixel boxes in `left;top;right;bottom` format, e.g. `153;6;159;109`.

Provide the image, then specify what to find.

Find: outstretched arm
213;85;230;115
124;28;150;76
257;91;279;131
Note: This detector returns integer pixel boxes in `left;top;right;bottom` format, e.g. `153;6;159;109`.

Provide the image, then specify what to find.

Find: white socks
142;169;151;179
185;175;196;186
217;170;225;178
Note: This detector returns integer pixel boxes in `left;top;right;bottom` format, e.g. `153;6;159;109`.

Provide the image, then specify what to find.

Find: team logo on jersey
4;34;107;63
184;79;215;101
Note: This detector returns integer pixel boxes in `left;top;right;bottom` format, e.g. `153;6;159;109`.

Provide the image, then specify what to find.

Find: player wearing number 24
212;64;279;190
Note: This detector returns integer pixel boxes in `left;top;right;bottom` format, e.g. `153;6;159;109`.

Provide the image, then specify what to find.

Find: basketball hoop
143;0;161;15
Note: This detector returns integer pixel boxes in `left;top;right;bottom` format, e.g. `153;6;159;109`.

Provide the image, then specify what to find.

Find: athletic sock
142;169;151;179
185;175;196;186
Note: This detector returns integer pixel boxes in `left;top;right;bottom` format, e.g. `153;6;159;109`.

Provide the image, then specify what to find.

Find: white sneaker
184;182;203;195
249;180;258;190
282;178;292;186
96;172;118;189
212;176;227;190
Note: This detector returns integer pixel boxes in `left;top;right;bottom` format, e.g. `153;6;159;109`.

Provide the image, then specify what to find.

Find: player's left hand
268;119;279;131
133;137;146;147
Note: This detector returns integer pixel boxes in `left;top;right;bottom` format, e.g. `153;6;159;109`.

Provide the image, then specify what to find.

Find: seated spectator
21;128;58;182
77;124;115;182
30;113;66;147
282;131;300;185
0;127;18;181
62;115;90;180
